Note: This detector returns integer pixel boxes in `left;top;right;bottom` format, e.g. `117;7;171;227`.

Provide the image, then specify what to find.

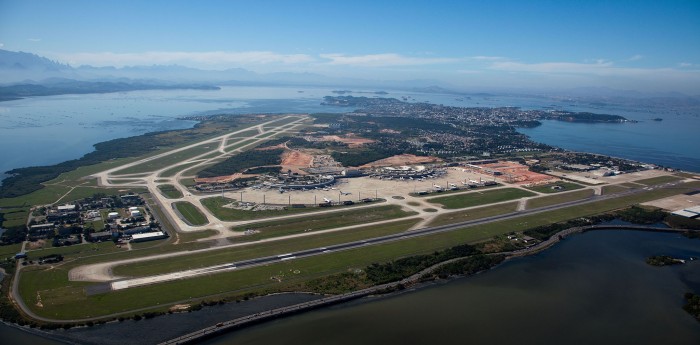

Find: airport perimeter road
104;181;684;290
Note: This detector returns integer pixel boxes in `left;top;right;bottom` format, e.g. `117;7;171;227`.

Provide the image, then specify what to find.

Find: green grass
428;202;519;227
230;205;415;238
634;175;682;186
157;184;184;199
602;184;629;195
428;188;536;209
0;243;23;259
18;180;700;320
173;202;209;226
158;162;202;178
525;189;594;209
113;143;217;175
176;229;219;243
113;218;421;278
179;178;196;187
526;181;584;194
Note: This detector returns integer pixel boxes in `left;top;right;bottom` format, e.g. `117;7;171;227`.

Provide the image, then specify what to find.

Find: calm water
1;87;698;177
202;230;700;345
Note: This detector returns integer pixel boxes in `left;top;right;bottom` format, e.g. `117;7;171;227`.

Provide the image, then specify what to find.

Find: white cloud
27;38;41;42
319;53;459;67
627;54;644;61
0;43;4;48
51;51;315;68
470;56;507;61
678;62;693;67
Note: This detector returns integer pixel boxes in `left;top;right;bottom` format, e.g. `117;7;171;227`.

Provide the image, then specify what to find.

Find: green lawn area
601;184;629;195
17;180;700;320
113;143;216;175
176;229;219;243
633;175;682;186
525;189;594;209
158;162;202;178
173;202;209;226
0;243;23;259
428;188;536;209
228;205;415;240
157;184;183;199
525;181;584;194
428;202;519;227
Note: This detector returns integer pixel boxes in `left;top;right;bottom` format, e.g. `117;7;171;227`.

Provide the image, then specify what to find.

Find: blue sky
1;0;699;92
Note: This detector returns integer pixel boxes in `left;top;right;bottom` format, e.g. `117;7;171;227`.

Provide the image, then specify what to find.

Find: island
646;255;685;266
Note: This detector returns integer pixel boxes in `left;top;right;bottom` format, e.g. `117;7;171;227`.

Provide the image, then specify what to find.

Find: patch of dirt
481;161;557;185
320;135;375;148
361;154;442;168
194;173;258;184
169;304;191;312
281;150;313;167
26;240;47;250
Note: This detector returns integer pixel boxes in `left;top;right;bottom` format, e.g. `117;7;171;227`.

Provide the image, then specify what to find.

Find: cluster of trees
198;148;284;178
616;206;667;224
365;244;479;284
683;293;700;322
524;214;616;241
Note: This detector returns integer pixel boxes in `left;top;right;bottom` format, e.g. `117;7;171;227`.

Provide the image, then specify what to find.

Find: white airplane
340;190;352;196
323;197;332;203
433;184;443;190
449;183;457;187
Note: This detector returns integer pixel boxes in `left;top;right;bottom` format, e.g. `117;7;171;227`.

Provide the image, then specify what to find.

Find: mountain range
1;49;698;103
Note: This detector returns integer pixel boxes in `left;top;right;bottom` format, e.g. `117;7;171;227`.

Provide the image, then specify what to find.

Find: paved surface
75;178;690;290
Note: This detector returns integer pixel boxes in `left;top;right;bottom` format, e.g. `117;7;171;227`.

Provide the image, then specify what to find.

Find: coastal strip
159;225;699;345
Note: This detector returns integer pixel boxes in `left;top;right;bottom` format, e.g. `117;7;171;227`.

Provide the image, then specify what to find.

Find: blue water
0;86;347;178
1;87;698;178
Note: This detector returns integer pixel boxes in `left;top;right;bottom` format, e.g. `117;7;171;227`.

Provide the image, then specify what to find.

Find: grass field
0;243;22;259
176;229;219;243
158;162;202;178
526;181;583;194
634;175;682;186
525;189;595;209
229;205;415;238
428;202;519;227
17;180;700;319
113;143;216;175
428;188;535;209
602;184;629;195
157;184;184;199
173;202;209;226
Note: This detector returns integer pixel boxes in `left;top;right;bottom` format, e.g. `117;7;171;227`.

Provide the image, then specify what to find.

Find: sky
1;0;699;93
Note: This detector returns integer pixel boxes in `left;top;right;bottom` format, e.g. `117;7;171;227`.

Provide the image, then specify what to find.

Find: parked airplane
323;197;332;203
340;191;352;196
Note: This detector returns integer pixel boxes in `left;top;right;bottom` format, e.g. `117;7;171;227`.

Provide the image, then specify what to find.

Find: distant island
0;80;220;101
652;118;663;121
646;255;685;266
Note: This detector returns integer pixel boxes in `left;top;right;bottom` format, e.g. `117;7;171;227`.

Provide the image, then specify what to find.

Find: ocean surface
202;230;700;345
1;86;699;181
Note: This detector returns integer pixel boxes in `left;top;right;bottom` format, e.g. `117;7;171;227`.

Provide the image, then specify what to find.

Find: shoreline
3;225;697;344
158;225;698;345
